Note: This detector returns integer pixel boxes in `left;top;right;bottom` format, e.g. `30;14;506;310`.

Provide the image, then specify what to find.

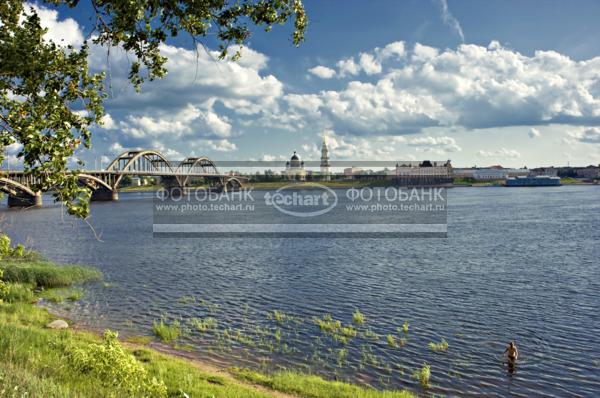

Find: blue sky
9;0;600;169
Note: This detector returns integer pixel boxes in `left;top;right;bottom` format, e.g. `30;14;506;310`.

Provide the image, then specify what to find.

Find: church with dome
283;137;331;181
284;151;306;181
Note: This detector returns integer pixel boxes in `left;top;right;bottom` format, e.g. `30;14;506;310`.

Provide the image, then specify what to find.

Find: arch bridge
1;150;246;207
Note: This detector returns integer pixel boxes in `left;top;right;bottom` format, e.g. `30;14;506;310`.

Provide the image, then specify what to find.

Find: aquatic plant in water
386;334;397;348
402;321;409;334
363;328;380;341
39;288;84;303
314;314;341;333
267;310;287;325
188;317;217;333
152;318;181;343
412;363;431;388
231;330;256;347
340;325;357;338
428;338;449;352
335;348;348;367
352;309;365;326
177;295;196;304
273;328;282;343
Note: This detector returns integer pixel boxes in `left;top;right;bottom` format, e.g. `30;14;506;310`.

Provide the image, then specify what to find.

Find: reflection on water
2;186;600;397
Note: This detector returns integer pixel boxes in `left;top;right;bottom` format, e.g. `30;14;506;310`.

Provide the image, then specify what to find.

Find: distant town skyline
6;1;600;169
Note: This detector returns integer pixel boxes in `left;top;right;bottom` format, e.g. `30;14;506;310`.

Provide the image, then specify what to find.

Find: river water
2;186;599;397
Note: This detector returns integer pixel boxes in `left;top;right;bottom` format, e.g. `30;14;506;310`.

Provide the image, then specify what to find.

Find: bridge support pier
91;189;118;202
7;193;42;208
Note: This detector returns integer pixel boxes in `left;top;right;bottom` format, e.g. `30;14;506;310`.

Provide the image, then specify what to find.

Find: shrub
0;270;9;302
0;234;27;259
69;330;167;397
0;235;11;258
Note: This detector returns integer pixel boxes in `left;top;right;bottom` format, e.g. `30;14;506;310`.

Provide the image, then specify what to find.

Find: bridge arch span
77;174;114;192
0;177;38;197
223;177;244;192
107;150;175;189
175;157;220;186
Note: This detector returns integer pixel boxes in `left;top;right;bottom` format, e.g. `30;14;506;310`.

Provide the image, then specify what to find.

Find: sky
7;0;600;168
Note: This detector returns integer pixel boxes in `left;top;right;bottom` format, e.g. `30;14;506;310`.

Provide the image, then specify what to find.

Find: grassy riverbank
0;245;414;397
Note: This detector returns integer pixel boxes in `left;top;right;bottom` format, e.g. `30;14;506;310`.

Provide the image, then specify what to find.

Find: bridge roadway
0;150;246;207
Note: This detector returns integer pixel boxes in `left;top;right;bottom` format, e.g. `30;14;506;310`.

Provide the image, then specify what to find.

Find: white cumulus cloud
204;139;237;152
567;127;600;143
476;148;521;158
408;136;461;152
290;41;600;138
308;65;336;79
26;3;84;47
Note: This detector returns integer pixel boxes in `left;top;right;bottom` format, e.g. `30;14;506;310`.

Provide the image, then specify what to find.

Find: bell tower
320;135;331;181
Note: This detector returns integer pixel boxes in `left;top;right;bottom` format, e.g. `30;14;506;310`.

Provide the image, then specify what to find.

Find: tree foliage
0;0;307;218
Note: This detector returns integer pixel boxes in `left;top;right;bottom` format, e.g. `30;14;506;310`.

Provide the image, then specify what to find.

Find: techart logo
264;183;338;217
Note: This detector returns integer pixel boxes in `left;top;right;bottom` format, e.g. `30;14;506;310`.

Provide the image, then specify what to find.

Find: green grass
0;302;299;398
231;368;415;398
452;178;475;186
39;288;84;303
428;338;449;352
119;184;164;192
152;318;181;343
124;335;153;345
0;260;102;288
248;180;382;190
2;283;36;303
559;177;590;185
0;254;418;398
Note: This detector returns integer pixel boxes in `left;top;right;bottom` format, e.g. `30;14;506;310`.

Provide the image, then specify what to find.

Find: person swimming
505;341;518;362
505;341;518;374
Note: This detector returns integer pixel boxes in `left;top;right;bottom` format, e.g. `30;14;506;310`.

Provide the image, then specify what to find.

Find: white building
473;168;509;180
284;151;306;181
344;167;364;179
472;167;528;180
452;168;477;179
575;165;600;178
130;176;142;186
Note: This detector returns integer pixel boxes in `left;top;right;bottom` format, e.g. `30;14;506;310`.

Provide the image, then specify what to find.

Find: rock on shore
46;319;69;329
